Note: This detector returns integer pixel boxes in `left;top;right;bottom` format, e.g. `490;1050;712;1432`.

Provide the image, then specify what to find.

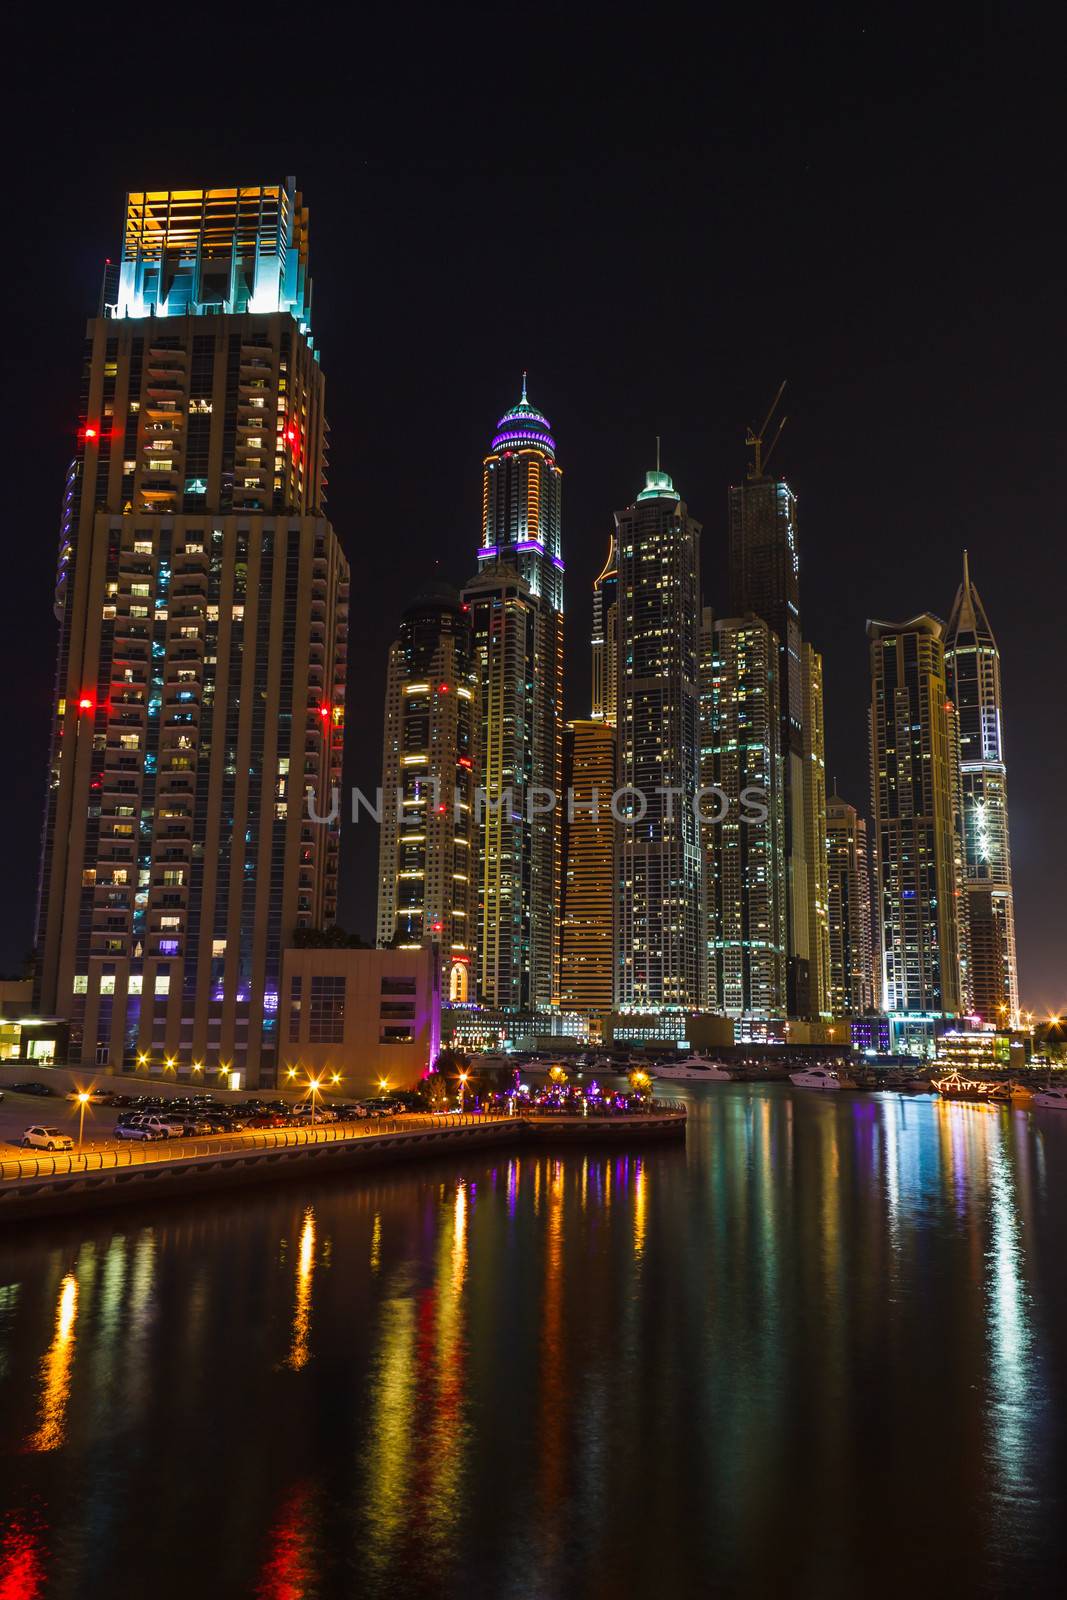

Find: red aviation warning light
439;682;449;693
81;424;99;441
318;704;330;722
78;694;94;713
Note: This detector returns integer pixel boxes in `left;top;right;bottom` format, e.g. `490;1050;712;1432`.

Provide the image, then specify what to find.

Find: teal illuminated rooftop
636;467;680;503
106;179;312;331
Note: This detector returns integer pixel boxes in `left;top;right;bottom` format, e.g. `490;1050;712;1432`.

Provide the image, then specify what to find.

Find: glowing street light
378;1076;390;1094
73;1089;92;1152
458;1069;469;1112
308;1076;323;1126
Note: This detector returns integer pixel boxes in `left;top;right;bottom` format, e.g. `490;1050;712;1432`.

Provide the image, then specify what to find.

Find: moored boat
652;1056;733;1081
789;1065;855;1091
930;1070;1011;1103
1033;1085;1067;1111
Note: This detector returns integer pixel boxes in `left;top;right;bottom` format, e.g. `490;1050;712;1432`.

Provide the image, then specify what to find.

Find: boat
789;1065;855;1091
930;1070;1011;1103
1033;1085;1067;1111
652;1055;733;1081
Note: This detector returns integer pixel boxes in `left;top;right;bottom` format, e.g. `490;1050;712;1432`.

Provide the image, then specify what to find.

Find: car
9;1082;57;1097
359;1097;405;1118
247;1112;288;1129
115;1122;164;1141
335;1104;369;1121
22;1126;74;1151
141;1115;187;1138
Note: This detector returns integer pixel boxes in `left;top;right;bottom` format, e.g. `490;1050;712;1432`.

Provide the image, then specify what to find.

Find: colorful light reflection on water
1;1086;1067;1596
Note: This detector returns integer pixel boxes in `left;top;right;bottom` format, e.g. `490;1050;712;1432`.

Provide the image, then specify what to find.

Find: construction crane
746;381;788;480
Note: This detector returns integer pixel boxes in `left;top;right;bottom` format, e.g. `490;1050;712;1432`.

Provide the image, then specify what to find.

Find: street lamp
378;1076;390;1094
308;1076;323;1126
74;1089;92;1153
458;1069;469;1112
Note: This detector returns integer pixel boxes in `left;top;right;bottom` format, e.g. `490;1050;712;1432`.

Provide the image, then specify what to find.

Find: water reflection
27;1273;78;1453
286;1207;316;1371
1;1088;1066;1595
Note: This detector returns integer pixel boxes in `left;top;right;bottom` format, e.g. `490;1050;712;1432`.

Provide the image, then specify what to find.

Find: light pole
458;1070;469;1113
74;1090;92;1153
308;1076;322;1126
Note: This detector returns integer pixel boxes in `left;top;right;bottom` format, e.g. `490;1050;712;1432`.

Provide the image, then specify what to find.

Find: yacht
789;1065;854;1091
1033;1085;1067;1111
653;1056;732;1081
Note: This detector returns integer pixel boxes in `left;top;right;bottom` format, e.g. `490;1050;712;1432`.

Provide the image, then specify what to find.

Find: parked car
22;1126;74;1151
359;1097;405;1118
115;1121;164;1141
10;1082;57;1097
246;1112;288;1129
335;1104;369;1121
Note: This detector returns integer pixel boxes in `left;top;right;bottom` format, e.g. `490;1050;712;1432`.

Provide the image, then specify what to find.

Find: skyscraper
801;643;831;1018
376;584;478;1002
35;182;349;1085
944;553;1019;1023
559;719;617;1012
728;441;817;1015
616;465;704;1008
826;792;876;1017
703;610;787;1018
591;532;618;725
466;379;564;1010
867;614;969;1018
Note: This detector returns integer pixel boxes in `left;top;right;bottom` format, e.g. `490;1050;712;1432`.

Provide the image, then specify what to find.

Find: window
73;975;88;994
155;974;170;996
381;977;417;995
288;976;302;1044
309;975;345;1044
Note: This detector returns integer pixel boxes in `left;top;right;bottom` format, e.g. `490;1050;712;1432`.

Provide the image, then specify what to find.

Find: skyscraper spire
521;368;528;405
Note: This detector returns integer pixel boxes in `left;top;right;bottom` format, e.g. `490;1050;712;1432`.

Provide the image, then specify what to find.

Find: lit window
73;975;88;994
155;975;170;996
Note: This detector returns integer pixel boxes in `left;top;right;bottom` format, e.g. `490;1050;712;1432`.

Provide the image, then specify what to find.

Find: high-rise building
591;532;618;725
801;643;831;1017
867;614;969;1017
944;552;1019;1024
35;181;349;1085
465;379;564;1010
376;584;478;1002
615;465;704;1008
729;406;831;1017
559;719;617;1012
703;610;787;1018
826;792;876;1017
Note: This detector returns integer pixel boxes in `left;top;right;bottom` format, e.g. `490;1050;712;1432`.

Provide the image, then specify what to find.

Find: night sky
4;11;1063;1008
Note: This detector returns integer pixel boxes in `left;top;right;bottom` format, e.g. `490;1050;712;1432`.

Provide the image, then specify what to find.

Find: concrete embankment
0;1110;685;1221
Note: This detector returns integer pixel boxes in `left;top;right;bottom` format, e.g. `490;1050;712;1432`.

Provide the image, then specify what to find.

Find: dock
0;1106;686;1221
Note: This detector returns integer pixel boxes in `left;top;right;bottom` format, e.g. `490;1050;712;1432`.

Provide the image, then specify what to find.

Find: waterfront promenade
0;1103;686;1220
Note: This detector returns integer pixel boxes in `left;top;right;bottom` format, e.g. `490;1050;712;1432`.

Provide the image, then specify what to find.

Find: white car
22;1126;74;1152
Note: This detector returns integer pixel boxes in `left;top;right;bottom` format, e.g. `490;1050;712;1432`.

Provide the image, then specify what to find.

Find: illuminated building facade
703;611;787;1018
468;381;564;1009
376;585;478;1002
867;614;969;1017
35;181;349;1085
559;719;617;1011
615;466;704;1008
801;643;831;1017
826;792;876;1016
591;531;618;725
728;460;826;1018
944;552;1019;1023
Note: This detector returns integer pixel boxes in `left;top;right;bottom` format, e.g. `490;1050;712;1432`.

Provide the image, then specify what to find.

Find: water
3;1084;1067;1597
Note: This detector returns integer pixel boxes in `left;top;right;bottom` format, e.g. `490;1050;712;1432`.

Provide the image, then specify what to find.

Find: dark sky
3;9;1064;1009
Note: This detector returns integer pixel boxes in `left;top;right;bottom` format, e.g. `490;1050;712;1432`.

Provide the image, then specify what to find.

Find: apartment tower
35;182;349;1085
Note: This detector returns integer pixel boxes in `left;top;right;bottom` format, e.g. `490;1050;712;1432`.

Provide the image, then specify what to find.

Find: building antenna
962;547;970;591
746;380;788;481
521;369;528;404
655;434;661;472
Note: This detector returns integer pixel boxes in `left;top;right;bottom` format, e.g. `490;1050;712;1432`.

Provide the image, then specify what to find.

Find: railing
0;1112;512;1186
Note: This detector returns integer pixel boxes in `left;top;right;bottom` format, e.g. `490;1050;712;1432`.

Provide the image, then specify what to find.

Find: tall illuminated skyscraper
616;464;704;1008
944;553;1019;1023
376;584;478;1002
591;532;618;725
826;792;876;1016
559;719;617;1012
867;614;969;1019
703;610;787;1018
465;379;564;1009
34;182;349;1085
801;643;831;1017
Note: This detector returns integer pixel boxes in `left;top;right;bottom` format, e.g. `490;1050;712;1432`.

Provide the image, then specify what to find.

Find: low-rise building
280;946;440;1097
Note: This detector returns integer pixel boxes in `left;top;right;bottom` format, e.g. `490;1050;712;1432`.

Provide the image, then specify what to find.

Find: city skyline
4;25;1064;1011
